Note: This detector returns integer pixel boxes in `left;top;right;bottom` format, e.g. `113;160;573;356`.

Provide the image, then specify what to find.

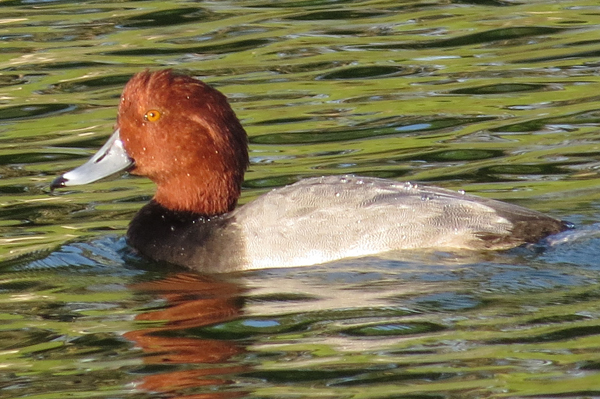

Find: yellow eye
144;110;161;122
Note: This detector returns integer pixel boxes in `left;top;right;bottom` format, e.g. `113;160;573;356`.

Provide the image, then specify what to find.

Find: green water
2;0;600;397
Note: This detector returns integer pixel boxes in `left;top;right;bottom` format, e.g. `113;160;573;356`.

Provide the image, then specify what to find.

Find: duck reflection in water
124;273;247;399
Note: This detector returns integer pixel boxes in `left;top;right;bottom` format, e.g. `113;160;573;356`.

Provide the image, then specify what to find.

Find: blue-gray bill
50;129;133;191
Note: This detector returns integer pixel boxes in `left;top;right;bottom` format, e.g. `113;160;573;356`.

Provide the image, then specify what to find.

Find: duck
51;69;571;272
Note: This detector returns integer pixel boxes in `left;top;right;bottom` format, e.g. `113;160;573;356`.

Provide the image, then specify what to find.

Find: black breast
126;200;245;272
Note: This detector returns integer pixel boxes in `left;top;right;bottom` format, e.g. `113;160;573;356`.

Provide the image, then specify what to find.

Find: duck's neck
153;172;241;216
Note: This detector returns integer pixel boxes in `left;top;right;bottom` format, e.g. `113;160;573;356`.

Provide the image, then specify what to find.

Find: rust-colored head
118;70;249;215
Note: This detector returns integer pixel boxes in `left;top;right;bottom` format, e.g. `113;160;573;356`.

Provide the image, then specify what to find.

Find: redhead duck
51;70;571;272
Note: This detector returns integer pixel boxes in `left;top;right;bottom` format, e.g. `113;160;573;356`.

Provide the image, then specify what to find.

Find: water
2;0;600;397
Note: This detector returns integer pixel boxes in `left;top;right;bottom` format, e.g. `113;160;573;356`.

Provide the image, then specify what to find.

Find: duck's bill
51;129;134;190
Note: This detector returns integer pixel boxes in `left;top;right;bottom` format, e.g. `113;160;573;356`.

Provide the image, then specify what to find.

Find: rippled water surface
2;0;600;398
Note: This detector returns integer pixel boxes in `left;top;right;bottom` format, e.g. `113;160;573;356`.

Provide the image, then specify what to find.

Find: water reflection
2;239;600;398
125;273;247;398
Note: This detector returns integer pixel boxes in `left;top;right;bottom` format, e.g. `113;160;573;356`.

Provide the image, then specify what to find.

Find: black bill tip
50;176;68;192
